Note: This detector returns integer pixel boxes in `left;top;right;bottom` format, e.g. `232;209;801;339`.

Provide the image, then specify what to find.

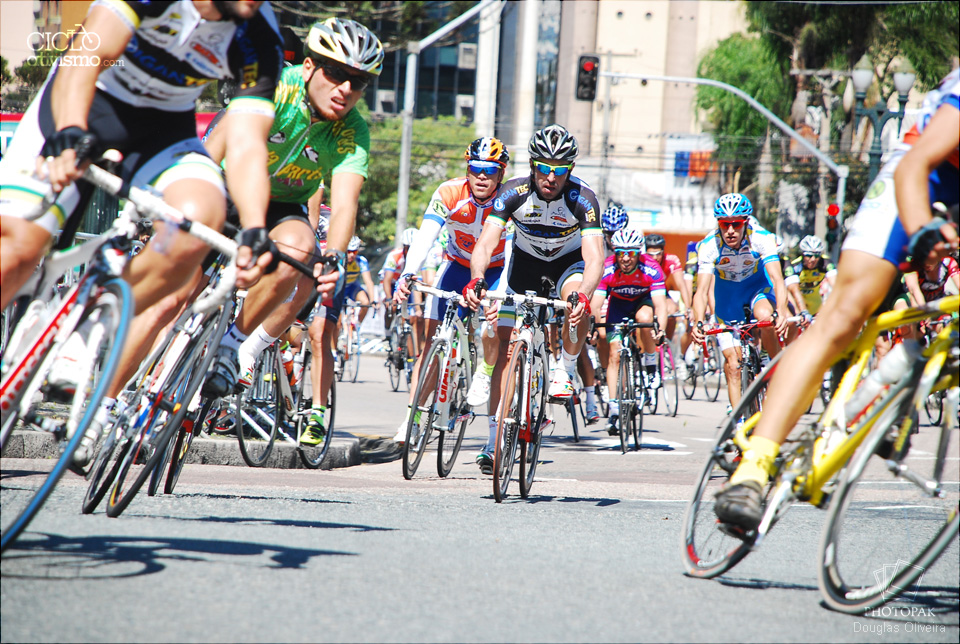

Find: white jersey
697;222;780;283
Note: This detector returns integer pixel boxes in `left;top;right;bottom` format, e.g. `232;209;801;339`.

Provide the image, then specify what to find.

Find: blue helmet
713;193;753;220
601;205;628;233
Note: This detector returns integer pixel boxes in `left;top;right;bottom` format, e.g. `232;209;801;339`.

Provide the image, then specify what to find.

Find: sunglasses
319;62;370;91
615;248;640;258
719;219;747;230
468;163;501;176
647;248;664;255
533;161;572;177
802;253;819;259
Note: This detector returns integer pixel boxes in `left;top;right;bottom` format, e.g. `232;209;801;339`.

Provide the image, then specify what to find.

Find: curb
3;430;363;470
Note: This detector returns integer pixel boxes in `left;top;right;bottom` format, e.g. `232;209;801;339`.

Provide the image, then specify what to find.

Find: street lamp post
851;54;916;184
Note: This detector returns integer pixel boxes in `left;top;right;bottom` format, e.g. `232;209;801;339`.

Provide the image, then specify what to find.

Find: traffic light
576;55;600;101
825;203;840;246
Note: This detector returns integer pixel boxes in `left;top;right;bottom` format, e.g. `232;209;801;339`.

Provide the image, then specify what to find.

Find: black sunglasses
318;62;370;91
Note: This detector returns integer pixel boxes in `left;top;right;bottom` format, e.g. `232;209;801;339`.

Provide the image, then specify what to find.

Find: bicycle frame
733;295;958;521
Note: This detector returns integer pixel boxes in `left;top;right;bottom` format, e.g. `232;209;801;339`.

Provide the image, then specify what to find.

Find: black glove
40;127;98;163
901;218;953;272
236;227;279;274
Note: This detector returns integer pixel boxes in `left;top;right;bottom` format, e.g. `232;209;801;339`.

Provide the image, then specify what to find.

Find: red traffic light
827;203;840;217
582;60;596;73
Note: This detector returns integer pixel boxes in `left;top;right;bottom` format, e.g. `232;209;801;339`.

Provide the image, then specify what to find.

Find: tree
695;34;792;185
14;50;59;87
1;56;11;85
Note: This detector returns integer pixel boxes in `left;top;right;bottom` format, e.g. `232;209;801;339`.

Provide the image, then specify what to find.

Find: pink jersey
660;253;683;277
597;254;665;301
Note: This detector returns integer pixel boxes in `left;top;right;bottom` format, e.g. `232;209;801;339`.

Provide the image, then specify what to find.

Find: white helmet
347;235;362;251
799;235;826;255
305;18;384;76
611;227;646;253
528;124;579;162
400;227;418;246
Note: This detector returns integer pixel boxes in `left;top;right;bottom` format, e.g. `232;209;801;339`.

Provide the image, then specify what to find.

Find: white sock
609;400;619;417
685;344;698;363
585;386;596;406
561;349;578;376
239;325;278;365
642;352;657;367
220;323;249;352
487;416;497;451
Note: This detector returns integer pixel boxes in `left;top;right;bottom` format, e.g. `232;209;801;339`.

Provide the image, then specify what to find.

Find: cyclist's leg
355;287;371;323
0;218;52;310
750;290;781;359
664;297;679;341
635;300;658;385
721;342;741;409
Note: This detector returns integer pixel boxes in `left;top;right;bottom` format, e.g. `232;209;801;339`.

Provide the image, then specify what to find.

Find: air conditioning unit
376;89;396;114
455;94;475;121
458;43;477;70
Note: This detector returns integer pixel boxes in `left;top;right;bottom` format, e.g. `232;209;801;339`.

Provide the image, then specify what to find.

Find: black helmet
645;234;666;249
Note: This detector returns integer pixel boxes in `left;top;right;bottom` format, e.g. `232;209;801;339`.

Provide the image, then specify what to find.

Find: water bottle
281;346;295;384
843;339;922;421
292;350;305;386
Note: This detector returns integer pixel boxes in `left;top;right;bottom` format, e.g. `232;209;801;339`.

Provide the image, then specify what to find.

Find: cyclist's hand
483;301;500;327
567;292;590;329
800;310;814;328
235;227;277;289
463;277;487;311
691;320;705;344
655;329;666;346
314;250;346;301
395;273;416;301
36;127;98;193
774;309;789;336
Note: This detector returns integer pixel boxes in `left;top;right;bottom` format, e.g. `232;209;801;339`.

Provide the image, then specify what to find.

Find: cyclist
894;252;960;341
392;137;512;462
0;1;285;468
689;194;790;411
380;226;424;368
201;17;382;405
594;204;631;382
644;233;693;346
783;235;835;321
590;227;667;434
465;123;605;406
713;68;959;532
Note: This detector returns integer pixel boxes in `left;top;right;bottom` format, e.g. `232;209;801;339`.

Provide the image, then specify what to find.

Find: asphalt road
2;355;958;643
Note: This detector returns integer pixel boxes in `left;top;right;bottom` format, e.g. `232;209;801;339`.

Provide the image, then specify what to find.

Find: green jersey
263;65;370;203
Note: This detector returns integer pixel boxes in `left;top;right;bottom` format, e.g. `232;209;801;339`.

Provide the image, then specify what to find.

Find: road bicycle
598;320;659;453
0;160;234;548
487;283;572;502
681;331;724;403
681;295;958;615
233;321;335;469
400;283;479;479
385;303;415;392
335;302;366;383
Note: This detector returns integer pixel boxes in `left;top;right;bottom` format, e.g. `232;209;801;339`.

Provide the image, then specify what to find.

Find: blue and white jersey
696;221;780;283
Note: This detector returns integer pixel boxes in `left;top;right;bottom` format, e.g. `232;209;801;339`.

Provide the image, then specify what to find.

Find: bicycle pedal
717;521;756;543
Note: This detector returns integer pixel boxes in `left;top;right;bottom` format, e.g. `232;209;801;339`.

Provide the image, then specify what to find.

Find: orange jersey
423;177;507;268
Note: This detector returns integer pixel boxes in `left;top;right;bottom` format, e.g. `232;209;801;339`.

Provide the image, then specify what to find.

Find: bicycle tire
347;333;361;383
494;342;525;502
519;351;548;498
680;353;781;578
818;387;959;614
2;278;132;551
703;337;723;402
81;420;130;515
643;364;659;416
662;342;679;417
402;342;443;479
923;390;944;426
437;341;471;478
236;346;280;467
298;375;335;469
617;356;633;454
164;404;207;494
104;295;228;518
682;346;698;400
569;397;580;442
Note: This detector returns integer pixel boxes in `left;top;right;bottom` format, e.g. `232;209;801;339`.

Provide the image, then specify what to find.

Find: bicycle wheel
818;388;960;614
298;375;335;469
924;390;944;426
81;416;129;515
437;344;470;478
346;331;361;383
568;397;580;442
617;356;634;454
703;337;723;402
164;404;207;494
519;352;548;498
494;342;525;502
643;364;659;416
682;346;698;400
680;355;781;578
236;346;280;467
1;278;131;552
661;342;679;417
402;341;443;479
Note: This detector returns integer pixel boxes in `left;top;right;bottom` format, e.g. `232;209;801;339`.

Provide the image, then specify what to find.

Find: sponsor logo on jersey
718;257;731;265
551;215;567;223
302;145;319;163
241;63;258;88
332;121;358;155
192;43;219;65
866;180;887;200
269;131;286;144
450;207;474;225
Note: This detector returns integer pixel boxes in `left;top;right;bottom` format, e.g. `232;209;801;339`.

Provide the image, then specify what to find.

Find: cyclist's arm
763;259;790;333
41;6;131;190
326;172;365;253
361;269;377;302
691;271;714;341
579;234;605;298
401;218;443;284
307;187;325;231
669;268;693;312
470;219;503;281
903;272;925;307
895;102;960;238
651;290;669;339
785;278;807;315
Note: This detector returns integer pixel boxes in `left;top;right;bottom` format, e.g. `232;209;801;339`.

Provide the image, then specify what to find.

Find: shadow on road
0;532;354;579
132;513;394;533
